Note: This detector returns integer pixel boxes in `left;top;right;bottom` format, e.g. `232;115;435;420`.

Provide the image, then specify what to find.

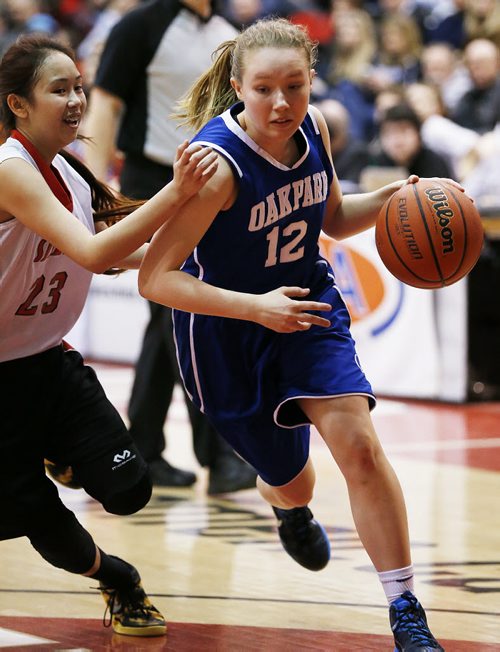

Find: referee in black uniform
84;0;257;493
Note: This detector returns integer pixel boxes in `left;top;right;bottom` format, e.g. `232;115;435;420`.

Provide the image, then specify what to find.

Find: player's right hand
252;287;331;333
172;141;219;198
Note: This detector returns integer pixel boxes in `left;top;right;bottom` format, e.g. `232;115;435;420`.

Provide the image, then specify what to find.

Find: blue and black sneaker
390;591;444;651
272;506;330;571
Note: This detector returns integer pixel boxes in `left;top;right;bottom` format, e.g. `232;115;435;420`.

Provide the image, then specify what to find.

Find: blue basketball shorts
174;282;375;486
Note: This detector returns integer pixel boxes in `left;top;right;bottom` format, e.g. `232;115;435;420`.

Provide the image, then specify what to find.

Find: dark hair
380;103;421;131
0;34;145;274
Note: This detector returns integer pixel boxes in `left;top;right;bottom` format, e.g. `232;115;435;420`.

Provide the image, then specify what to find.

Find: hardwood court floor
1;363;499;650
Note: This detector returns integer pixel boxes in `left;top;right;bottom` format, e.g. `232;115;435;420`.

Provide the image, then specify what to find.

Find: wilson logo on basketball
424;187;455;254
375;179;483;289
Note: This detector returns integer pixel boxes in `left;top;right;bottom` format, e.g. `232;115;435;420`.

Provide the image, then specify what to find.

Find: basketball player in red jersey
0;34;216;636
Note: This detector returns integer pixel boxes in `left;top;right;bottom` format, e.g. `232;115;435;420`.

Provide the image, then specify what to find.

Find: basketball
375;180;484;289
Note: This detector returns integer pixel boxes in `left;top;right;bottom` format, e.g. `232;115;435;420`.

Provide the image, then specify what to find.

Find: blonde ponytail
177;40;237;132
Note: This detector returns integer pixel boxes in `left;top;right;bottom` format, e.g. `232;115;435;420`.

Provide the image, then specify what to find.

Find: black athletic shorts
0;344;146;539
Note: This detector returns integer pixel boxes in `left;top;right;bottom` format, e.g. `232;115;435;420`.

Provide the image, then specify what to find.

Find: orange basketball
375;180;484;289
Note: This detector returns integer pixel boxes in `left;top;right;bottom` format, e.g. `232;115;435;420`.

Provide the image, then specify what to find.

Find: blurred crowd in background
0;0;499;209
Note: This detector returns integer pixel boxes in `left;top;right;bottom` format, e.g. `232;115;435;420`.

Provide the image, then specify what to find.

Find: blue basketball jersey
183;103;335;295
173;104;375;487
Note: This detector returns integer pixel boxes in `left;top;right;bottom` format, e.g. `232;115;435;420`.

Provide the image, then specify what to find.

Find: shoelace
100;585;154;628
393;596;439;646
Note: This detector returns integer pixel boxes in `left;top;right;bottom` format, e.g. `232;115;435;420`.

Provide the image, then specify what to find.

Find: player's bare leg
299;395;410;571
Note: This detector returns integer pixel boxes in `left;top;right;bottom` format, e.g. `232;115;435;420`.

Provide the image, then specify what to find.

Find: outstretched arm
324;175;464;241
310;106;463;240
0;142;217;273
323;175;416;240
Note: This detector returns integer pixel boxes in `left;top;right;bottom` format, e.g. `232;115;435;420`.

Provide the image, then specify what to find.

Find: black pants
121;155;235;467
0;346;149;542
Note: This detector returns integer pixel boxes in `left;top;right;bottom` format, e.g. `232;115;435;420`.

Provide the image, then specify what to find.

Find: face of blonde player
17;51;86;161
231;47;313;157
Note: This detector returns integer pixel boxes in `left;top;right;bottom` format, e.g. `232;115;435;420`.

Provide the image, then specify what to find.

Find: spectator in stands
52;0;98;48
463;0;500;49
365;13;422;95
332;0;365;10
372;83;406;126
404;81;480;179
314;98;371;192
369;0;433;37
462;123;500;209
422;0;466;49
422;0;500;50
0;9;12;56
452;38;500;134
287;0;334;66
7;0;59;34
420;41;471;113
367;103;454;179
315;8;377;141
77;0;139;87
0;0;60;54
322;8;377;87
219;0;276;28
363;84;405;180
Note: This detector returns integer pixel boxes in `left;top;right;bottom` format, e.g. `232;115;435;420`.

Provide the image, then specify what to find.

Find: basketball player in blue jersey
139;18;459;651
0;34;217;637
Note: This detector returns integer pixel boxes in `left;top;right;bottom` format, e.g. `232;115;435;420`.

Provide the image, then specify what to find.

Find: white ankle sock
378;564;414;604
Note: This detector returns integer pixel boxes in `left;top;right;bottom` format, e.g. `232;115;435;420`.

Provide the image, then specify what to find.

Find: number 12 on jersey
264;220;307;267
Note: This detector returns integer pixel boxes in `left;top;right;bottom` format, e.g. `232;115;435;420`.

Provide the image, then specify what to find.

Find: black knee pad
75;443;150;513
103;471;152;515
28;506;96;574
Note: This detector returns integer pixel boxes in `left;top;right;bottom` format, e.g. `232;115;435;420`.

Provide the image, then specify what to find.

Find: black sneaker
390;591;444;651
272;506;330;571
44;459;81;490
100;571;166;637
149;458;196;487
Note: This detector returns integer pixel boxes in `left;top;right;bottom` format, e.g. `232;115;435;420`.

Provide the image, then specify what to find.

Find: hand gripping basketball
375;179;484;289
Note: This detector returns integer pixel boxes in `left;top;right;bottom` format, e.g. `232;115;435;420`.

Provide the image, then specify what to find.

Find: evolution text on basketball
398;197;423;260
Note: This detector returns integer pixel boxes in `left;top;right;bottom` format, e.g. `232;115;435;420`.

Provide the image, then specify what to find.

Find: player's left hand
251;287;332;333
405;175;465;193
